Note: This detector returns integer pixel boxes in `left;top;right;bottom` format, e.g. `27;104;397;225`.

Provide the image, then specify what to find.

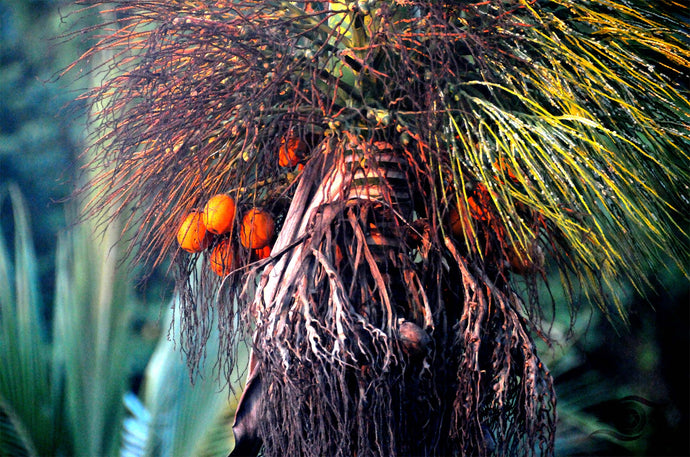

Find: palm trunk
232;134;555;456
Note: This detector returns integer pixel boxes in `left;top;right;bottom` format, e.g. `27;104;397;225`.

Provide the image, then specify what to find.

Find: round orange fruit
449;206;465;237
279;135;307;168
240;208;275;249
493;158;520;185
203;194;236;235
253;245;272;260
210;238;235;276
177;211;211;253
468;184;490;221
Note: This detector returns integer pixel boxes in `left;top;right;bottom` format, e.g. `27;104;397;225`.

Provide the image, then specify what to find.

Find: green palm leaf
0;184;137;456
0;184;62;456
52;217;133;457
119;295;244;457
442;0;689;314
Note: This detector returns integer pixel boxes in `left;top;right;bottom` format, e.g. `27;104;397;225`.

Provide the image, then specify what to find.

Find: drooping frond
72;0;689;315
440;0;690;316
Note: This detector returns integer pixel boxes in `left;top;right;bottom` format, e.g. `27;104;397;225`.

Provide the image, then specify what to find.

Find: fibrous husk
232;135;556;456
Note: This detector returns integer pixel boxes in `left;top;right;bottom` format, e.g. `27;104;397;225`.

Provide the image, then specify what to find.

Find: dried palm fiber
67;0;690;456
228;132;556;456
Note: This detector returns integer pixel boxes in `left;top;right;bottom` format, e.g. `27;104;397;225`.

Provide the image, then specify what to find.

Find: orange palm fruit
493;158;520;185
210;238;235;276
279;134;307;168
468;184;491;221
177;211;211;253
449;206;465;237
240;208;276;249
203;194;236;235
253;245;272;260
506;243;544;275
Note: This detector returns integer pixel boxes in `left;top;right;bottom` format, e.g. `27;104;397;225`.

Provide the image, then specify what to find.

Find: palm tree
71;0;690;455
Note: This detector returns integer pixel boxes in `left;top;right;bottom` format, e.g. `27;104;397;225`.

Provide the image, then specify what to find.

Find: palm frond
119;296;244;457
52;215;133;457
0;182;146;457
0;184;62;456
443;0;690;315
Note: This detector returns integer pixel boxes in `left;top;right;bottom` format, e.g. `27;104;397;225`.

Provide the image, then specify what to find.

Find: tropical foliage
69;0;689;456
0;184;237;457
120;300;244;457
0;184;124;457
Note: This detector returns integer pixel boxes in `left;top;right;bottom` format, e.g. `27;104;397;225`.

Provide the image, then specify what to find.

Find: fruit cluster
174;132;309;276
176;193;275;276
445;159;543;275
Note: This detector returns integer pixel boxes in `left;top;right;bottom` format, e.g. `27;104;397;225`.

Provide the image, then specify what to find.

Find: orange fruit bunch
447;176;545;275
176;132;311;276
279;133;308;168
176;193;276;276
448;183;493;238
